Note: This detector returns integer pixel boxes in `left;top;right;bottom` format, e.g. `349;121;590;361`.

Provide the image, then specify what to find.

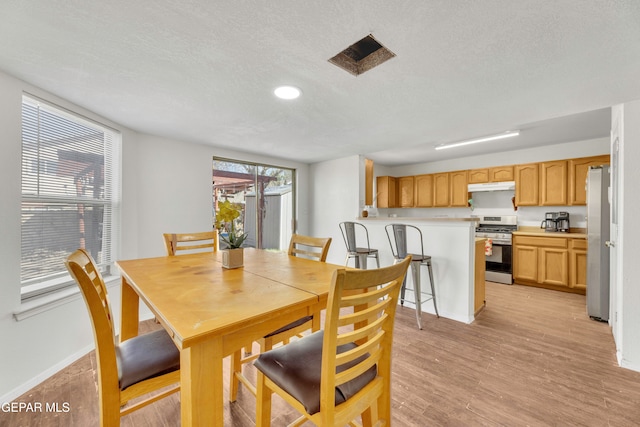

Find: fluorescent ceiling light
435;130;520;150
274;85;301;100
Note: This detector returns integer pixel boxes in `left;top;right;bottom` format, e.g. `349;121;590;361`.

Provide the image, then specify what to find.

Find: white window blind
21;95;120;301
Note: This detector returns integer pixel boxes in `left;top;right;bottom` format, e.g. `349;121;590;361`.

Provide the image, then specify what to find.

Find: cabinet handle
605;241;615;248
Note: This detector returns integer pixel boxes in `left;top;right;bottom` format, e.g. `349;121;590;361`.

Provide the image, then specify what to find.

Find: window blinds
21;95;120;300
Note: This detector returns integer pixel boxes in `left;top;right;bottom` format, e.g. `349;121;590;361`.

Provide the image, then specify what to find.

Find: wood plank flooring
3;282;640;426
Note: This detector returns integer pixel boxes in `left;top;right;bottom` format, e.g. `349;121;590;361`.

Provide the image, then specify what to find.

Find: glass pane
21;201;108;283
213;159;294;250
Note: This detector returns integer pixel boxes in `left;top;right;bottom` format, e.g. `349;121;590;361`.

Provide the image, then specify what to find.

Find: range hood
468;181;516;192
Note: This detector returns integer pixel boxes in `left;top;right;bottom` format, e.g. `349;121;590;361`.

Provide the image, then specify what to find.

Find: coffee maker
556;211;570;232
541;212;558;232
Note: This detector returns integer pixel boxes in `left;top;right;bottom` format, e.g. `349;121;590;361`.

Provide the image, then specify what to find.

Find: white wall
0;69;310;402
618;101;640;371
309;155;361;265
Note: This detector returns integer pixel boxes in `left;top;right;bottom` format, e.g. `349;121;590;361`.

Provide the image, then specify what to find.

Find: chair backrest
288;234;331;261
322;255;411;421
385;223;424;259
339;221;371;252
163;231;218;256
65;249;118;387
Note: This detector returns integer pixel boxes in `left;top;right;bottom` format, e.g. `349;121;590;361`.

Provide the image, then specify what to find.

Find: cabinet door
433;173;450;207
415;174;434;207
450;170;468;207
568;155;611;205
398;176;415;207
513;244;538;282
538;247;569;287
376;176;397;208
468;168;489;184
540;160;568;206
514;163;539;206
570;239;588;291
489;166;514;182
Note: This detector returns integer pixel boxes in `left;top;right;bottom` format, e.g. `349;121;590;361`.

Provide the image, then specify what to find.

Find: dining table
115;248;341;426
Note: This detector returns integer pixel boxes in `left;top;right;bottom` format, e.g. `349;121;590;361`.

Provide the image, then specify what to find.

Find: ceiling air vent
329;34;395;76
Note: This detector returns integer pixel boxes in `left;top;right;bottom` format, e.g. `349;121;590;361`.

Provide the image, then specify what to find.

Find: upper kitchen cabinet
514;163;539;206
489;166;514;182
468;168;489;184
468;166;513;184
376;176;397;208
540;160;568;205
415;174;434;207
398;176;415;207
568;155;611;205
450;170;469;207
433;173;450;207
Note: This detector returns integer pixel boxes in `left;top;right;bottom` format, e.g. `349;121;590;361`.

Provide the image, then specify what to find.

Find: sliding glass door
212;158;294;250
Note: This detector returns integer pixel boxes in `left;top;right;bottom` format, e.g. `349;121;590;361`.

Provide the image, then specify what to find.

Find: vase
222;248;244;269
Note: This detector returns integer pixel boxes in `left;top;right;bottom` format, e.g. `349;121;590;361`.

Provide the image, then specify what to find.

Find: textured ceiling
1;1;639;166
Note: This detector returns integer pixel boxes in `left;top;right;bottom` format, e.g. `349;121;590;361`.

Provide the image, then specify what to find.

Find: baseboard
0;343;94;404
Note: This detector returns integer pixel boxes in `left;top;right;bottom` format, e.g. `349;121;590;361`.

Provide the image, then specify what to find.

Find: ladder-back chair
65;249;180;426
254;256;411;426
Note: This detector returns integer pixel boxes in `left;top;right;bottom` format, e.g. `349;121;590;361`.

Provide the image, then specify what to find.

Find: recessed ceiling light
274;86;301;100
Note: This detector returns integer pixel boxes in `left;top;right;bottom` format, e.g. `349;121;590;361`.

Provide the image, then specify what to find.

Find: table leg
181;337;224;426
120;277;139;342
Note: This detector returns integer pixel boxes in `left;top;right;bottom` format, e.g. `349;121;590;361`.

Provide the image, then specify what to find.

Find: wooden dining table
116;248;340;426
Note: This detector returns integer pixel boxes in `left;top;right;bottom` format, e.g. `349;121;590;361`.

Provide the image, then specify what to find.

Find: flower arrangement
215;200;248;249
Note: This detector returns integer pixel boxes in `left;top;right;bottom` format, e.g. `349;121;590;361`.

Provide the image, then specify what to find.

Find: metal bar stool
339;221;380;269
385;223;439;329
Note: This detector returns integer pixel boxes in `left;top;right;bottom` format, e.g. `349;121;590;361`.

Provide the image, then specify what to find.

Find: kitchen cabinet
450;170;469;207
568;155;611;205
540;160;568;206
415;174;434;207
398;176;415;207
376;176;397;208
433;173;450;207
468;168;489;184
489;166;514;182
514;163;539;206
467;166;513;184
513;235;582;293
569;238;588;291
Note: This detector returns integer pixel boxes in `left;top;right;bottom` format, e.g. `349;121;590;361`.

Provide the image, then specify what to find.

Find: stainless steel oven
475;215;517;284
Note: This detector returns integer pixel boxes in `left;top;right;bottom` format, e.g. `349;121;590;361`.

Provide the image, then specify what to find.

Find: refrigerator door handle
605;240;615;248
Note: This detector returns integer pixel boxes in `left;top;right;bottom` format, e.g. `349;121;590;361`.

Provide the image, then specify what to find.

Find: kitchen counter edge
357;216;479;222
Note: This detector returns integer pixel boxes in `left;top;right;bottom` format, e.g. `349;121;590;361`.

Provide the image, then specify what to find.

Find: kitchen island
358;217;480;324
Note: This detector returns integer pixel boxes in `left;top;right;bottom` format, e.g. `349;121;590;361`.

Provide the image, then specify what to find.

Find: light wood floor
3;282;640;426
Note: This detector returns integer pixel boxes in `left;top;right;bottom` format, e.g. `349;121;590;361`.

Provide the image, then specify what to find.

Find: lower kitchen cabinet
513;234;584;294
569;238;588;292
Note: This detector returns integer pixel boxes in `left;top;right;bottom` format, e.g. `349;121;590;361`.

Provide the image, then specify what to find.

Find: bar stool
339;221;380;269
385;223;439;329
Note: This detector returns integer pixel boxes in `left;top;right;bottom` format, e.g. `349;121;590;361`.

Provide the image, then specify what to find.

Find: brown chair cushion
264;315;313;338
116;329;180;390
254;330;377;415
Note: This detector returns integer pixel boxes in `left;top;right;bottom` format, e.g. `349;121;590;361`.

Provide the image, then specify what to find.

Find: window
213;159;294;251
21;95;121;301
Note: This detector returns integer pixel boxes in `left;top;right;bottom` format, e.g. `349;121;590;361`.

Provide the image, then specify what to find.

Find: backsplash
376;189;588;228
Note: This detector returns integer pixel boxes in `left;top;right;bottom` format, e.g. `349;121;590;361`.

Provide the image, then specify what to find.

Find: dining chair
230;234;332;402
339;221;380;269
163;230;218;255
254;256;412;427
65;249;180;426
385;223;439;330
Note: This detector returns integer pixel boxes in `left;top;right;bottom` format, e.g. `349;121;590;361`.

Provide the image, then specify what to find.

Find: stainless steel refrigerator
586;166;610;321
